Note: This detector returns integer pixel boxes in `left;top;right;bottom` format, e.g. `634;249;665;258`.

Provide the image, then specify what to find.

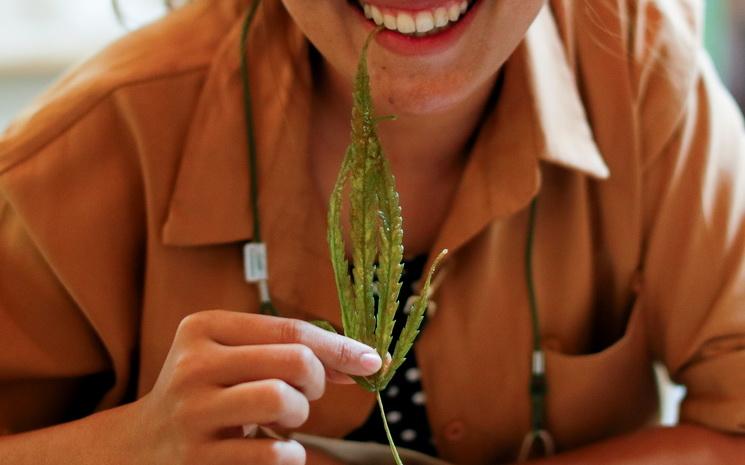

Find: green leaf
325;28;448;465
327;146;356;339
373;148;404;360
381;249;448;389
349;144;378;347
310;320;338;334
347;30;380;348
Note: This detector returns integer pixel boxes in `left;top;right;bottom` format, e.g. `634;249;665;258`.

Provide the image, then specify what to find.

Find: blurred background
0;0;742;428
0;0;174;129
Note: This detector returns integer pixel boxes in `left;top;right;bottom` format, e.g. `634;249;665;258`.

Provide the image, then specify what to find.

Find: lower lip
351;1;482;56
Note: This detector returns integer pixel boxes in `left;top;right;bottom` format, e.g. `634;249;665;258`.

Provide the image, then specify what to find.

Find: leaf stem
376;391;404;465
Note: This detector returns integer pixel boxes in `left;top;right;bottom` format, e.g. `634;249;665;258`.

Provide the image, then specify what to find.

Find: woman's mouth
352;1;476;38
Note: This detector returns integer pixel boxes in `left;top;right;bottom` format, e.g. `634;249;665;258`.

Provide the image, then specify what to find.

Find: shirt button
443;420;467;441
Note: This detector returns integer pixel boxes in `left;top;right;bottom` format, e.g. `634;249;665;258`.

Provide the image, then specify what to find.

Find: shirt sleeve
0;97;146;434
0;197;112;434
638;22;745;433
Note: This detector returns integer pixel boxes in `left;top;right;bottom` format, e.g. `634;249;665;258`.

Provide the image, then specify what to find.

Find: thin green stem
376;391;404;465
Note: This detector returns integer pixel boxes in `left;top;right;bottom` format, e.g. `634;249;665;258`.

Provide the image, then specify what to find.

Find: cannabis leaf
324;29;447;464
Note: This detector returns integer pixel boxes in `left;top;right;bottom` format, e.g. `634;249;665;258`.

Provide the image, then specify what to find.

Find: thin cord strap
525;199;540;352
524;198;545;430
519;197;554;462
240;0;278;316
240;0;263;242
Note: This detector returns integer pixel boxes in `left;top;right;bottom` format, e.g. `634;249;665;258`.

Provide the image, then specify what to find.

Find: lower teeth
355;1;470;37
411;24;452;37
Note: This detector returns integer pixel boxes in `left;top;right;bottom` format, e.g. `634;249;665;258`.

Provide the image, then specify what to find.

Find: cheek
281;0;362;76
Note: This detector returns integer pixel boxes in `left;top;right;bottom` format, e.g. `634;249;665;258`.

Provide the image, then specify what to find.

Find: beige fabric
1;0;744;463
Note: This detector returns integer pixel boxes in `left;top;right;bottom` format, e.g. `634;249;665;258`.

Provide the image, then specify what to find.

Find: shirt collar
523;6;610;180
162;2;609;249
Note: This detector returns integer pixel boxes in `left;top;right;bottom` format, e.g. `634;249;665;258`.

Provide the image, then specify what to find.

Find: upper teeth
361;1;470;35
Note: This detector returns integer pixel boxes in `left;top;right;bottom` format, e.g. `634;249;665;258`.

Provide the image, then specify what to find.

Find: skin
283;0;546;115
291;0;546;256
1;2;742;465
0;312;382;465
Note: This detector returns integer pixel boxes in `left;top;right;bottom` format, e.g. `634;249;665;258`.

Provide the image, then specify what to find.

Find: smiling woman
283;0;542;115
0;1;744;465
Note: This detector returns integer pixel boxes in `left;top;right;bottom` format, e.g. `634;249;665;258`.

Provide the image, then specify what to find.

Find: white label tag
243;242;268;282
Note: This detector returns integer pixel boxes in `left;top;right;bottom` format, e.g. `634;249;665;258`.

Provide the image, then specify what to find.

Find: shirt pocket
543;298;659;449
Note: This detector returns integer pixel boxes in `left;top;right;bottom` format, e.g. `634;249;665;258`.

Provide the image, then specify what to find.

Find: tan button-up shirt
1;1;744;463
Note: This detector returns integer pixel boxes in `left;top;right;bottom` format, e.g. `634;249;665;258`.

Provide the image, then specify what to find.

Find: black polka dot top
344;255;438;457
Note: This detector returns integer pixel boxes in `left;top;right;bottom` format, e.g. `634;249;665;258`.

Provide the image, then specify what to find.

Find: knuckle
335;340;354;367
293;397;311;427
171;351;208;388
278;319;304;344
281;391;310;428
263;379;291;411
264;441;306;465
288;345;315;374
261;380;309;427
177;312;207;337
288;345;323;400
265;443;285;464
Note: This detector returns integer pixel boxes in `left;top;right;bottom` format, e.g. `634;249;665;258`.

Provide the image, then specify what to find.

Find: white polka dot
412;391;426;405
405;368;420;382
404;295;419;314
401;429;417;442
386;385;400;398
386;411;402;424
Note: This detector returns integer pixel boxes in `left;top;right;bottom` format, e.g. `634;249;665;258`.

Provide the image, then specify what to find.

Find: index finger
183;311;382;376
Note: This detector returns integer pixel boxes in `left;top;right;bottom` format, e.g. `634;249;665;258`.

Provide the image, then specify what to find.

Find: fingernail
360;353;382;371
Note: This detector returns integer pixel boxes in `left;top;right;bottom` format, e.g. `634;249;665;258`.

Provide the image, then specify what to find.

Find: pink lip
350;0;482;57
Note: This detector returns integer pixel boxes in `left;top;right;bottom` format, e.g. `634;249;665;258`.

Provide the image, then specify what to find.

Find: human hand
127;310;382;465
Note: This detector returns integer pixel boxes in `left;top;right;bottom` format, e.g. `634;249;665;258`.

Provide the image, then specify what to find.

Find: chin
370;68;484;117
